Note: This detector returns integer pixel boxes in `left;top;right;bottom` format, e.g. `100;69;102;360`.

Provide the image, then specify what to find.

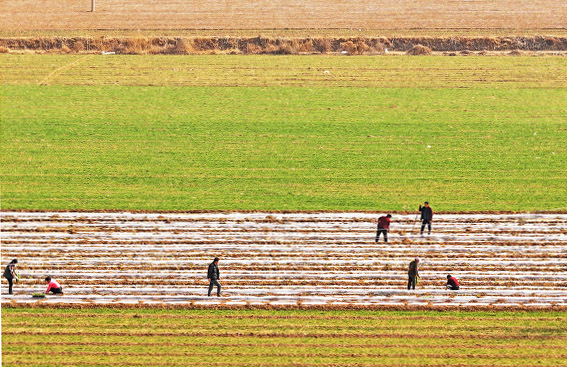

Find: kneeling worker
45;276;63;295
446;274;460;290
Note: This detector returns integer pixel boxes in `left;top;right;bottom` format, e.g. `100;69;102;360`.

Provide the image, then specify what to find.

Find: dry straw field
2;0;567;32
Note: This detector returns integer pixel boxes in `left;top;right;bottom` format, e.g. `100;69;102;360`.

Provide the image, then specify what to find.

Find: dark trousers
208;279;221;296
48;287;63;294
420;220;431;234
375;228;388;243
7;278;13;294
447;285;459;290
408;275;417;290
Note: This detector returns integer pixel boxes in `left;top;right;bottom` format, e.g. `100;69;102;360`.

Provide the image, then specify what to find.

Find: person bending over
446;274;460;290
375;214;392;243
45;276;63;295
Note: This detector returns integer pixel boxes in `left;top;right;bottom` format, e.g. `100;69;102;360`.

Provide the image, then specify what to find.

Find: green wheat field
2;55;566;211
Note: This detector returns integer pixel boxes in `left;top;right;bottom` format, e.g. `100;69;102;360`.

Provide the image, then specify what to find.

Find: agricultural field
1;0;567;32
2;55;567;211
2;211;566;307
2;0;567;362
3;307;567;366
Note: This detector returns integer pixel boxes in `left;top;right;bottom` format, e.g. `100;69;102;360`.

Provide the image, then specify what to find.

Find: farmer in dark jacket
207;257;221;297
446;274;460;290
375;214;392;243
419;202;433;235
3;259;18;295
408;258;420;290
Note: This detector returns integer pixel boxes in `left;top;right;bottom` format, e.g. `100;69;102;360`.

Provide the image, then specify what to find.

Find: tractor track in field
5;350;567;359
2;211;566;309
5;341;565;350
4;330;566;340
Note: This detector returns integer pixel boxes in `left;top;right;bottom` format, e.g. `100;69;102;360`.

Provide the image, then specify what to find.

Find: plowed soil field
2;211;566;308
1;0;566;32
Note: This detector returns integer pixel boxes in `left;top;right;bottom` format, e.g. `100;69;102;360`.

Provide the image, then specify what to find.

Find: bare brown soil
1;0;566;32
2;36;567;54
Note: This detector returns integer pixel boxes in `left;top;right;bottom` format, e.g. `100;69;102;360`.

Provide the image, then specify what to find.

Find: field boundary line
4;341;563;349
1;361;560;367
3;302;567;312
4;330;567;339
5;312;564;321
5;350;567;359
3;209;567;214
6;322;563;331
38;55;93;86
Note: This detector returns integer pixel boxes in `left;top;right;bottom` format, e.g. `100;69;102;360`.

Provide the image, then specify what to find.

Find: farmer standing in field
207;257;221;297
419;202;433;236
3;259;19;295
408;258;420;290
446;274;460;290
375;214;392;243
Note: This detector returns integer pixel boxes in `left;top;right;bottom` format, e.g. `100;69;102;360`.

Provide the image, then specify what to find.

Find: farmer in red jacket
45;276;63;295
446;274;460;290
375;214;392;243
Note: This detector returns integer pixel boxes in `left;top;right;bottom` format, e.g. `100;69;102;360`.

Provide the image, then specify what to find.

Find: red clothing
377;216;391;230
46;280;61;293
447;276;460;288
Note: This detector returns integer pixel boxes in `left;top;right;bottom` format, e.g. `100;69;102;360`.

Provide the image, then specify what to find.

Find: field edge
3;302;567;312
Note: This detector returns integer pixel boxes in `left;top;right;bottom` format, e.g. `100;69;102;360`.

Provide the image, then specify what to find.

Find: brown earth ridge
2;36;567;55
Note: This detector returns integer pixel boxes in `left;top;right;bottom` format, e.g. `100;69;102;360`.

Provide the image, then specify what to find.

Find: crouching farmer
446;274;460;290
45;276;63;295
